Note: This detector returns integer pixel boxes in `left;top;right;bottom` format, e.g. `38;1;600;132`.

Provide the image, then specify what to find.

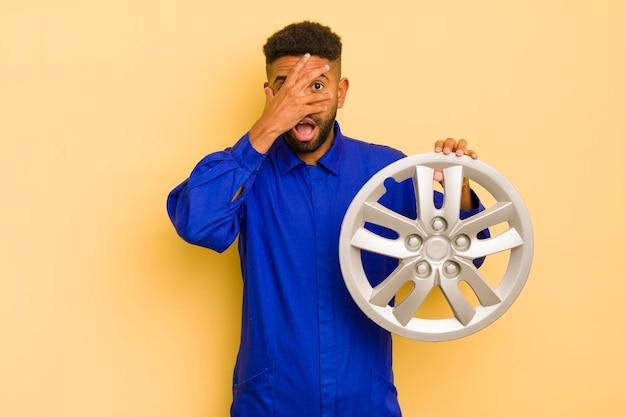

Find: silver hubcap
339;153;534;341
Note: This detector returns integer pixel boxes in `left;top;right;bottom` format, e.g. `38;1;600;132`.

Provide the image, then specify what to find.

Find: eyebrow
273;73;330;85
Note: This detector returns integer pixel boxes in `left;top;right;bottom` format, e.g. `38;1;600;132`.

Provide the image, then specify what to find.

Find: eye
311;82;324;91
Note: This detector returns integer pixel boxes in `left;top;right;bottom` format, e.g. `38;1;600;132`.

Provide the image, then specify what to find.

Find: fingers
434;138;478;159
286;53;313;85
270;54;332;113
432;137;478;185
288;53;330;91
453;138;468;156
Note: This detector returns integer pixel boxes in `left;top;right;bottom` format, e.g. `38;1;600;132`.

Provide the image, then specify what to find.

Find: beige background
1;0;625;416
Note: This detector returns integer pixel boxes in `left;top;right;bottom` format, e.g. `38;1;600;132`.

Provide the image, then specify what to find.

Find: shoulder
342;135;407;166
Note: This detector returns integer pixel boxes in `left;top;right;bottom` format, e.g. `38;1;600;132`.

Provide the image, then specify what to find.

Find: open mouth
292;118;317;142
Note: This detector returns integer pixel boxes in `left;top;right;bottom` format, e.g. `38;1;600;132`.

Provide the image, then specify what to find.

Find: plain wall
1;1;624;416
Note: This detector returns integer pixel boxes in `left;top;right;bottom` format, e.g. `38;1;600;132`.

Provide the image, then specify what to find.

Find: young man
167;21;482;417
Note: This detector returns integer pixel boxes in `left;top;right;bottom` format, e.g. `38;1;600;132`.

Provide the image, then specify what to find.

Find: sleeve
166;133;266;252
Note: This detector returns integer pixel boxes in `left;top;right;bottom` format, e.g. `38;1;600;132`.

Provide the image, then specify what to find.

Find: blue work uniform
167;122;485;417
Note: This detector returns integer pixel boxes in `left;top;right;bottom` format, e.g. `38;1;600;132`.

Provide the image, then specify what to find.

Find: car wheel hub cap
339;152;534;341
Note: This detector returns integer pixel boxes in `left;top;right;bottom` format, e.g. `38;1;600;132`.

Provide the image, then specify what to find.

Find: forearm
166;133;266;251
460;178;475;210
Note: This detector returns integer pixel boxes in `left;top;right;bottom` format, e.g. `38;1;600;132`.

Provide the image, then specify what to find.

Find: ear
337;77;349;109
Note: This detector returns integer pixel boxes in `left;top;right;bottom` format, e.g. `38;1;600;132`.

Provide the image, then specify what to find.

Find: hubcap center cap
425;237;449;260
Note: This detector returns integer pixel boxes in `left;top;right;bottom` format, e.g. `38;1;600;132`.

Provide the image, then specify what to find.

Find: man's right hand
249;53;333;153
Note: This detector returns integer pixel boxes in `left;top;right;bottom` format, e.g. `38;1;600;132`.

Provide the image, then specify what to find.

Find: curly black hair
263;21;342;65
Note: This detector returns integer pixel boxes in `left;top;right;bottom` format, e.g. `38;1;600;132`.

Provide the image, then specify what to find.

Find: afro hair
263;21;342;64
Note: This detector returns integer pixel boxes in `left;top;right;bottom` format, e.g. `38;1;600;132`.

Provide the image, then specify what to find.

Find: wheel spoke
369;259;424;307
439;274;477;326
460;227;524;259
440;165;463;220
456;258;502;306
350;227;414;259
450;201;516;236
414;165;437;224
362;201;426;237
392;274;436;326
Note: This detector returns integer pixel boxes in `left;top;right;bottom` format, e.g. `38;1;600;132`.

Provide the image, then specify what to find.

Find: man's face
267;55;348;157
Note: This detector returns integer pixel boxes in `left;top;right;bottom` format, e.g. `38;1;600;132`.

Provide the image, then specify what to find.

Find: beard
283;110;337;154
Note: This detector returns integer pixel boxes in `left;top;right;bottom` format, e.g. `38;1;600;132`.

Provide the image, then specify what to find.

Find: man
167;21;483;417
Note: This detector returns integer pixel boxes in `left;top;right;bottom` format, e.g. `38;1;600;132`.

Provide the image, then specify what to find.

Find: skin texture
247;53;477;209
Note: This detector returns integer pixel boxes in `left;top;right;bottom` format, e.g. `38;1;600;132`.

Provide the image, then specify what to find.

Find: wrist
249;119;280;154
